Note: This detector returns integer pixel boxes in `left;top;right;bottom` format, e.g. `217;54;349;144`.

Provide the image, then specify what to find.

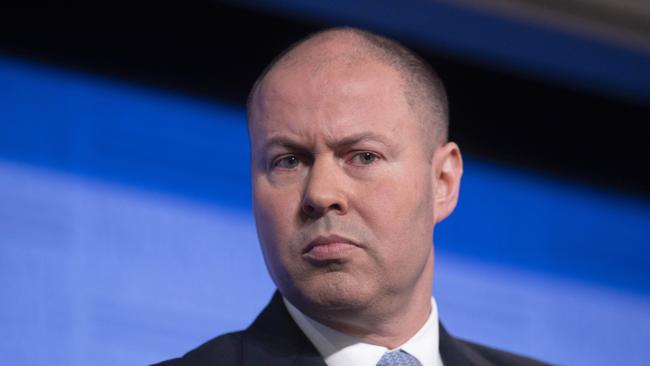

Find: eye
273;154;301;169
350;152;380;165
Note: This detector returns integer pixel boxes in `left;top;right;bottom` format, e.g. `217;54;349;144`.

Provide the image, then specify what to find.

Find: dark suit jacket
154;292;550;366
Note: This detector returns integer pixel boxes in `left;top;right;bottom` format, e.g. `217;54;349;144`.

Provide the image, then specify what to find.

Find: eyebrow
262;137;307;152
330;132;393;149
262;132;394;151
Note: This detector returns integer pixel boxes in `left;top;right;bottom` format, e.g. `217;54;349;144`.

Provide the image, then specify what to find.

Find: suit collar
285;295;444;366
243;291;492;366
243;291;326;366
439;323;496;366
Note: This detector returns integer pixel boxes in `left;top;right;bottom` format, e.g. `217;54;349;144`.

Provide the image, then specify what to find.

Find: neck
326;292;432;349
304;256;434;349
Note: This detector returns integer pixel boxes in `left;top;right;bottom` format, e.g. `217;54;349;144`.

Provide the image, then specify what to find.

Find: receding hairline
247;27;449;150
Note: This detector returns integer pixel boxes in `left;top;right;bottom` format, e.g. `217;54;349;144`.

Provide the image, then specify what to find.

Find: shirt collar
283;297;444;366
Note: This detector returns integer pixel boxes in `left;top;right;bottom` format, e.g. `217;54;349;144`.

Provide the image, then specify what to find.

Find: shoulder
456;338;551;366
439;323;551;366
151;331;244;366
150;292;317;366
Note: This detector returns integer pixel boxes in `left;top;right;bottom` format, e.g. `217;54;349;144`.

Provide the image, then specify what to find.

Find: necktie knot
376;350;422;366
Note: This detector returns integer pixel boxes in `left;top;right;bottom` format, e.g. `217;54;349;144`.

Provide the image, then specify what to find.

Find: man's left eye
350;152;379;165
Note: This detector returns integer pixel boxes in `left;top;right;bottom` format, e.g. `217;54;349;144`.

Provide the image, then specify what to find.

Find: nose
301;157;348;219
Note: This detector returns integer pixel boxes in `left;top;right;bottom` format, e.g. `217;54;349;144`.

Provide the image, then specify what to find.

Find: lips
302;234;361;261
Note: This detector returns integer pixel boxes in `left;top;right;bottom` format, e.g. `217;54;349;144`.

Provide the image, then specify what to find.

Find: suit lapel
242;292;495;366
242;291;327;366
439;323;495;366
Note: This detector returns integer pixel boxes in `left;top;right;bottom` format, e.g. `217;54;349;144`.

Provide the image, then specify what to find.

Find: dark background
2;0;648;195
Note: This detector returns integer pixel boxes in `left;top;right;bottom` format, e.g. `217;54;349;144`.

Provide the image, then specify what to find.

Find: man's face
249;55;441;316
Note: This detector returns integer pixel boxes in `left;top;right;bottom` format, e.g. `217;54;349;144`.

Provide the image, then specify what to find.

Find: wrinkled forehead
249;57;411;137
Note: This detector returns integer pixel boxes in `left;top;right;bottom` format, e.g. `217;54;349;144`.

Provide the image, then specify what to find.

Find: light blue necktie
376;350;422;366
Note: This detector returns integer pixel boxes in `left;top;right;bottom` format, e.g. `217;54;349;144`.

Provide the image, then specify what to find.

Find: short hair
247;27;449;151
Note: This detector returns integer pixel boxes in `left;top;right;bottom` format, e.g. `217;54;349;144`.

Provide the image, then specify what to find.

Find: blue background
1;55;649;366
1;2;650;364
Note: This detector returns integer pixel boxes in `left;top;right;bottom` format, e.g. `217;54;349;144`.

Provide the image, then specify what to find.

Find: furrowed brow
261;132;393;152
328;132;393;149
263;136;308;151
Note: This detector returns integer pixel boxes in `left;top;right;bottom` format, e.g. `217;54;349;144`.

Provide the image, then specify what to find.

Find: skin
249;32;463;348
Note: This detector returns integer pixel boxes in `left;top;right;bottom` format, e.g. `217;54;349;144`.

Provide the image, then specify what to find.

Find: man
155;27;549;366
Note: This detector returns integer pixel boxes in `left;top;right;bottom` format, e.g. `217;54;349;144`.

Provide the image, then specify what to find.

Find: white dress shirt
284;297;444;366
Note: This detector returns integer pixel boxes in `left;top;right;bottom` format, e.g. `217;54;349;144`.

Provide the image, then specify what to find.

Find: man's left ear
432;142;463;223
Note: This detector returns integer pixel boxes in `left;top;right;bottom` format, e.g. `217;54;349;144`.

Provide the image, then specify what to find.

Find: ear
432;142;463;224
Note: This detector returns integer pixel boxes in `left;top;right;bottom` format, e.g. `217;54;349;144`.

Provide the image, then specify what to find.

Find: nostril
329;203;342;212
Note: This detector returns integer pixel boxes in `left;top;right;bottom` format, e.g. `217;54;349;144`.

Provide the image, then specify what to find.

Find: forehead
249;56;417;143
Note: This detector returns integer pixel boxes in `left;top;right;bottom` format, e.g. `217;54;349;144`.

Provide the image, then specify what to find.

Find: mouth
302;234;362;262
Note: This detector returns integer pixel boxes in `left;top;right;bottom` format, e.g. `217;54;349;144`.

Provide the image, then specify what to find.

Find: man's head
247;27;463;332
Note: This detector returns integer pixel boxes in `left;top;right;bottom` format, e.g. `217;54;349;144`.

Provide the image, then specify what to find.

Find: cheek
355;168;434;258
359;168;433;222
253;182;296;280
253;179;301;245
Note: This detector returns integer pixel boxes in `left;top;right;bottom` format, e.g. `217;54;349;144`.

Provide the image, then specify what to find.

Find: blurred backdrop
1;1;649;365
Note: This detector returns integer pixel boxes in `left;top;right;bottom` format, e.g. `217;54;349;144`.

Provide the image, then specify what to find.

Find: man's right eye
273;155;300;169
